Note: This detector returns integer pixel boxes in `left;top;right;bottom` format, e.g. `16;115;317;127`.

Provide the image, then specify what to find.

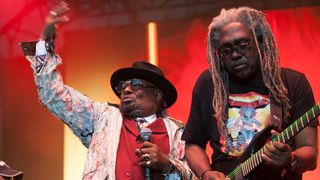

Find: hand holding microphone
136;128;172;177
138;128;153;180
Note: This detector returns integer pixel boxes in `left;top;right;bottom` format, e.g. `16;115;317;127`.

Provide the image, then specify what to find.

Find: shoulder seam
167;117;185;128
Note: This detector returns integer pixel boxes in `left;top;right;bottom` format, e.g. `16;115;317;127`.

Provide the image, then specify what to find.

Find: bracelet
49;11;58;16
289;153;300;172
199;168;211;179
161;162;175;177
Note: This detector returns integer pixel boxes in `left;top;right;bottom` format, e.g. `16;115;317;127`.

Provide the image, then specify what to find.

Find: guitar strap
270;97;283;131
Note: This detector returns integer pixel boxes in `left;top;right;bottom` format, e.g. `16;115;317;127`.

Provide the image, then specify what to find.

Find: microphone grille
140;127;152;140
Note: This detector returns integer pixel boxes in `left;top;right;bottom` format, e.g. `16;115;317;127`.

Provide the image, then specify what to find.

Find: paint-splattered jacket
25;54;193;180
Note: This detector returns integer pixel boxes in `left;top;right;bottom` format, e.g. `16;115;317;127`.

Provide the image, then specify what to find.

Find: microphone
139;128;152;180
140;127;152;142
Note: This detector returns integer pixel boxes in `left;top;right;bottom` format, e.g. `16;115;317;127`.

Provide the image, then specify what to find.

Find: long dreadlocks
207;7;290;145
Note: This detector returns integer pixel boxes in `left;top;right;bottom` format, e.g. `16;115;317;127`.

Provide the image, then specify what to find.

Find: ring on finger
142;154;151;161
146;160;151;167
50;11;58;16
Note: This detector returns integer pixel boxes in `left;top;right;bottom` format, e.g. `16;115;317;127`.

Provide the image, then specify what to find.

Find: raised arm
22;2;105;147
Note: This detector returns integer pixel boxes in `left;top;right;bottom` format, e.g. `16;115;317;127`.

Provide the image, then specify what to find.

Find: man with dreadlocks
182;7;318;180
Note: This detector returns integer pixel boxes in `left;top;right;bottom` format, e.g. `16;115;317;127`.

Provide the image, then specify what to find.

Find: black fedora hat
0;161;23;179
110;61;177;108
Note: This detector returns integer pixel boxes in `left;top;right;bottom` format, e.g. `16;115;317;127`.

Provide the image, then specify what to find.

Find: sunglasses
219;41;252;58
115;79;157;93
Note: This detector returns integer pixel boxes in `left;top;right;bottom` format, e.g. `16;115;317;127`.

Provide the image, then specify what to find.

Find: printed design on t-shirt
224;92;271;156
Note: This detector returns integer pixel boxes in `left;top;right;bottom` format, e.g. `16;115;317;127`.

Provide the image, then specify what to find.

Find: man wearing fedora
21;2;193;180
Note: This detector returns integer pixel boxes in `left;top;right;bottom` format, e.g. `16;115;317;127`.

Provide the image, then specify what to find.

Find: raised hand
41;1;69;40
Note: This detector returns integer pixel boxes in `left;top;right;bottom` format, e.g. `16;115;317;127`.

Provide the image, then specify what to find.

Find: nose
122;84;133;94
230;49;242;60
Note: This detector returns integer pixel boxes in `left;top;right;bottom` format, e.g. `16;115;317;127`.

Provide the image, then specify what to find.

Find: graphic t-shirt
225;92;271;156
182;68;317;179
182;68;317;162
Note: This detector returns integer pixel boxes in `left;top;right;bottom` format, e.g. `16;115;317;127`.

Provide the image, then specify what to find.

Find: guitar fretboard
227;103;320;179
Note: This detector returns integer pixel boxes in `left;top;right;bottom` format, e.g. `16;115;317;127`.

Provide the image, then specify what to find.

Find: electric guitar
212;103;320;180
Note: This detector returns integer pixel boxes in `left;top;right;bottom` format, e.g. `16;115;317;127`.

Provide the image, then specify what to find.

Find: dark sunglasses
115;79;157;93
219;41;252;58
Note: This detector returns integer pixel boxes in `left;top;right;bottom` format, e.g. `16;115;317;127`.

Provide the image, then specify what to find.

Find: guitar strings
226;103;320;179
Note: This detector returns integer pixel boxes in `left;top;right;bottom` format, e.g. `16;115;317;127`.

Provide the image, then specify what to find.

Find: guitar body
211;103;320;180
212;126;281;180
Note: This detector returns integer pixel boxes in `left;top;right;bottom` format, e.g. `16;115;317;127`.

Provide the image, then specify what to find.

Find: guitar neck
228;103;320;179
276;103;320;144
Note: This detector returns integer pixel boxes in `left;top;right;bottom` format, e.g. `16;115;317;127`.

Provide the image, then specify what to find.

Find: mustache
231;57;248;66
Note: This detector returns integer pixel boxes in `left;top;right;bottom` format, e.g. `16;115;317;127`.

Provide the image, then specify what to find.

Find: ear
220;59;224;70
154;90;163;103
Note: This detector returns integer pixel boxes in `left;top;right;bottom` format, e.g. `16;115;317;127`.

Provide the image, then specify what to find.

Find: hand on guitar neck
261;130;293;169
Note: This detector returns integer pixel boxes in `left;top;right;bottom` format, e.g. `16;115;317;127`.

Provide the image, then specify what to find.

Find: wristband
35;40;47;73
36;40;47;56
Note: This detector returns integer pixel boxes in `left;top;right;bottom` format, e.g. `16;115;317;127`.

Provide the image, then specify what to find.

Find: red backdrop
0;3;319;179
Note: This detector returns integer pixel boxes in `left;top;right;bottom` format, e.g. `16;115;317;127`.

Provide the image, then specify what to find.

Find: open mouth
121;96;135;103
